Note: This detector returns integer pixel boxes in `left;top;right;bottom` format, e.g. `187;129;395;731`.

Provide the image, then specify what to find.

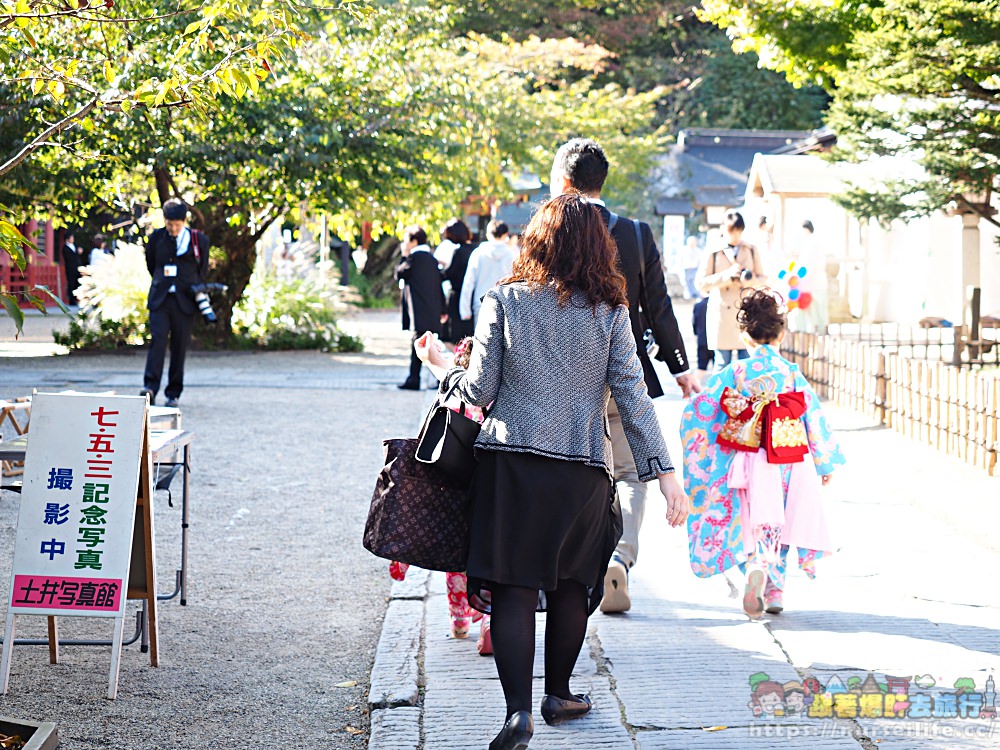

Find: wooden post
876;352;887;424
990;379;999;476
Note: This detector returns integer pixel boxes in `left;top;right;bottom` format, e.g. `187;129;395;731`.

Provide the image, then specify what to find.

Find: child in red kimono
680;289;845;619
389;338;492;654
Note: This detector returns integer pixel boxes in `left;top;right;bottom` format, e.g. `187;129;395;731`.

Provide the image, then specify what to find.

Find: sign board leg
107;615;125;700
47;616;59;664
1;615;16;694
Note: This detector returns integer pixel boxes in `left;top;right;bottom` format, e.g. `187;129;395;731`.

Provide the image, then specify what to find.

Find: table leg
180;443;190;605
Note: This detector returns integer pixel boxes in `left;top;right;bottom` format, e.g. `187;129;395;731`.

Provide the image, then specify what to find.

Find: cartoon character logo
749;672;786;718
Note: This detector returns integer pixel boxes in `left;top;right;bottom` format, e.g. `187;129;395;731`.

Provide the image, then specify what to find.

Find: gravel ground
0;309;420;748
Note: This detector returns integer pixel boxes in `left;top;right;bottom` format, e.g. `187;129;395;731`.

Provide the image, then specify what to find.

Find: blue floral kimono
679;345;846;581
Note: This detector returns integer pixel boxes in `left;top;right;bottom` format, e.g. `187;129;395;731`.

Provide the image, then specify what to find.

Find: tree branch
0;95;98;178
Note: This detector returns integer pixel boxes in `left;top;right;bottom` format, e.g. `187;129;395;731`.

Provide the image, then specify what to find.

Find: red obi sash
717;380;809;464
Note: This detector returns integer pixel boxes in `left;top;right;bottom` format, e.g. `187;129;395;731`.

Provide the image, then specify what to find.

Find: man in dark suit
550;138;701;613
60;231;82;304
141;198;210;407
394;225;445;390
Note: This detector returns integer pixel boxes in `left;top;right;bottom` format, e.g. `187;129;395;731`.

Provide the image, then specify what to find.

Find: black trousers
144;295;195;399
406;332;423;385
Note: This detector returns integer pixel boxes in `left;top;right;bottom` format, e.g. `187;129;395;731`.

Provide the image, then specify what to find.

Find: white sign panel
8;394;145;618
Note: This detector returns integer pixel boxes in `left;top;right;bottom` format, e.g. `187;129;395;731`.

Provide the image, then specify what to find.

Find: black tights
489;579;589;718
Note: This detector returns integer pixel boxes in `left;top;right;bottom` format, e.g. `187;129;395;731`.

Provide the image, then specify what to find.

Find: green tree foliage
2;2;671;340
0;0;353;332
701;0;1000;229
437;0;830;133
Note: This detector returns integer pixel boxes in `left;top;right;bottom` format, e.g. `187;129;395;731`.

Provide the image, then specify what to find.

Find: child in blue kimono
679;288;845;618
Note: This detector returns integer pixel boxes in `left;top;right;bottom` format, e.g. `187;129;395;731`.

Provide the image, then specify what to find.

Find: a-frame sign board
0;393;158;699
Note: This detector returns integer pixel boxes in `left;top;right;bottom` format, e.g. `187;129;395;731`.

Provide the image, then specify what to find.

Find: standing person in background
692;295;713;375
787;220;829;334
415;195;689;750
440;219;476;343
395;225;445;390
60;231;82;304
88;234;113;266
681;236;702;300
695;211;767;370
549;138;699;615
141;199;210;408
459;220;517;328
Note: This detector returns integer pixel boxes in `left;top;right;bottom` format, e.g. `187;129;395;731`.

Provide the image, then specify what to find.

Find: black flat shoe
488;710;533;750
397;381;421;391
540;693;592;726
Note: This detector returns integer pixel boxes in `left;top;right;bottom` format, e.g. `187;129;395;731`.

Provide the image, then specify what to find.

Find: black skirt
467;449;622;616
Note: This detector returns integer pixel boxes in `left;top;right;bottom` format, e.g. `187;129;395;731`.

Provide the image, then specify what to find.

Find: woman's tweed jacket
440;282;674;482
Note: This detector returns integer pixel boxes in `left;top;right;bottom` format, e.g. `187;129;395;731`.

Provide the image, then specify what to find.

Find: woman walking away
416;194;689;750
679;289;844;619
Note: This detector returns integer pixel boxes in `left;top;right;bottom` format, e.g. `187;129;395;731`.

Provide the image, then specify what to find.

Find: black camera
190;282;228;324
740;269;754;282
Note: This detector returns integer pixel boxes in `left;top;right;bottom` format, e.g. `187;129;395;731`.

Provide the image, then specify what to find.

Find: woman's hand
821;474;833;486
658;471;690;528
414;332;449;369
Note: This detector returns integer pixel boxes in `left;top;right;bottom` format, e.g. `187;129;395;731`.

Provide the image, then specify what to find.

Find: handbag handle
418;371;489;440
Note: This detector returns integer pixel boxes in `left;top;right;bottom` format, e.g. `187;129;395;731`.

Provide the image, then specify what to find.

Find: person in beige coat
695;211;767;369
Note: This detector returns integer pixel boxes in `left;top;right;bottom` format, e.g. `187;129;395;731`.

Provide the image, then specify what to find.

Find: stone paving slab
369;599;424;709
857;719;998;748
369;707;421;750
636;725;864;749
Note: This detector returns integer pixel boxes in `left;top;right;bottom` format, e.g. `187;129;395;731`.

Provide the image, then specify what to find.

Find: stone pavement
368;361;1000;749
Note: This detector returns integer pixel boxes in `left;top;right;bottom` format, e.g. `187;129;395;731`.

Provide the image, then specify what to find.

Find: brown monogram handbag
363;437;471;572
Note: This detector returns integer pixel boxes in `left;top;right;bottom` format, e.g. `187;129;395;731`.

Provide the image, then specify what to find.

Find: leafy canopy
701;0;1000;228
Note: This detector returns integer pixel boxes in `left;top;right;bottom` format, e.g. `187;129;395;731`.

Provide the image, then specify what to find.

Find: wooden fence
781;332;999;476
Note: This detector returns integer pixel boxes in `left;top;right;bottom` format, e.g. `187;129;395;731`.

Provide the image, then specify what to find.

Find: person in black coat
60;231;82;304
140;198;210;407
692;295;714;371
440;218;476;343
394;225;445;390
550;138;701;614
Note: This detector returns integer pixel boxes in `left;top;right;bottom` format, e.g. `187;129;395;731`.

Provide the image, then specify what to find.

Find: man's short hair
403;225;427;246
724;211;746;232
802;219;814;233
93;234;106;245
486;220;509;240
162;198;188;221
552;138;609;194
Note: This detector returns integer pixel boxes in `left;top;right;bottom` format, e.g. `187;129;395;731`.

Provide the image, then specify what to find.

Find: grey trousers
607;400;648;570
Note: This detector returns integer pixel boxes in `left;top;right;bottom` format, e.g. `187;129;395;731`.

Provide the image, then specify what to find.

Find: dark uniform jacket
394;248;445;335
145;227;210;314
601;207;689;399
443;242;476;341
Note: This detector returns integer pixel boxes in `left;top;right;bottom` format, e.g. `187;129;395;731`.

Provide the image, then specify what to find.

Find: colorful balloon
788;288;800;301
799;292;813;310
788;276;799;288
777;269;787;280
787;300;799;310
797;266;808;278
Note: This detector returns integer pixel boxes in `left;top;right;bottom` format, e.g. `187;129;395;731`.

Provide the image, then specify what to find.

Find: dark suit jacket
601;207;690;399
145;227;210;314
443;242;476;341
394;249;444;334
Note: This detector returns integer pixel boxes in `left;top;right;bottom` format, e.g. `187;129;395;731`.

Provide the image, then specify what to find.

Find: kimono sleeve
793;370;846;476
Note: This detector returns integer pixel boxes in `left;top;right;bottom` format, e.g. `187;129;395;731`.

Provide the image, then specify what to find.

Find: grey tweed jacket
440;282;673;481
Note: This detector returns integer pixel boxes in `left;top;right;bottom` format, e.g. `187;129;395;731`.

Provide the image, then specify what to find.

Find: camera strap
190;229;201;263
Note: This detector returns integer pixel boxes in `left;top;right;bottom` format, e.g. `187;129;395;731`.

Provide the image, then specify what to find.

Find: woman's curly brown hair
737;288;787;343
503;193;627;310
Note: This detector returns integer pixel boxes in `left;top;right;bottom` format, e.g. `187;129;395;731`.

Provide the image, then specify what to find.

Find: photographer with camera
140;198;211;408
695;210;767;370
